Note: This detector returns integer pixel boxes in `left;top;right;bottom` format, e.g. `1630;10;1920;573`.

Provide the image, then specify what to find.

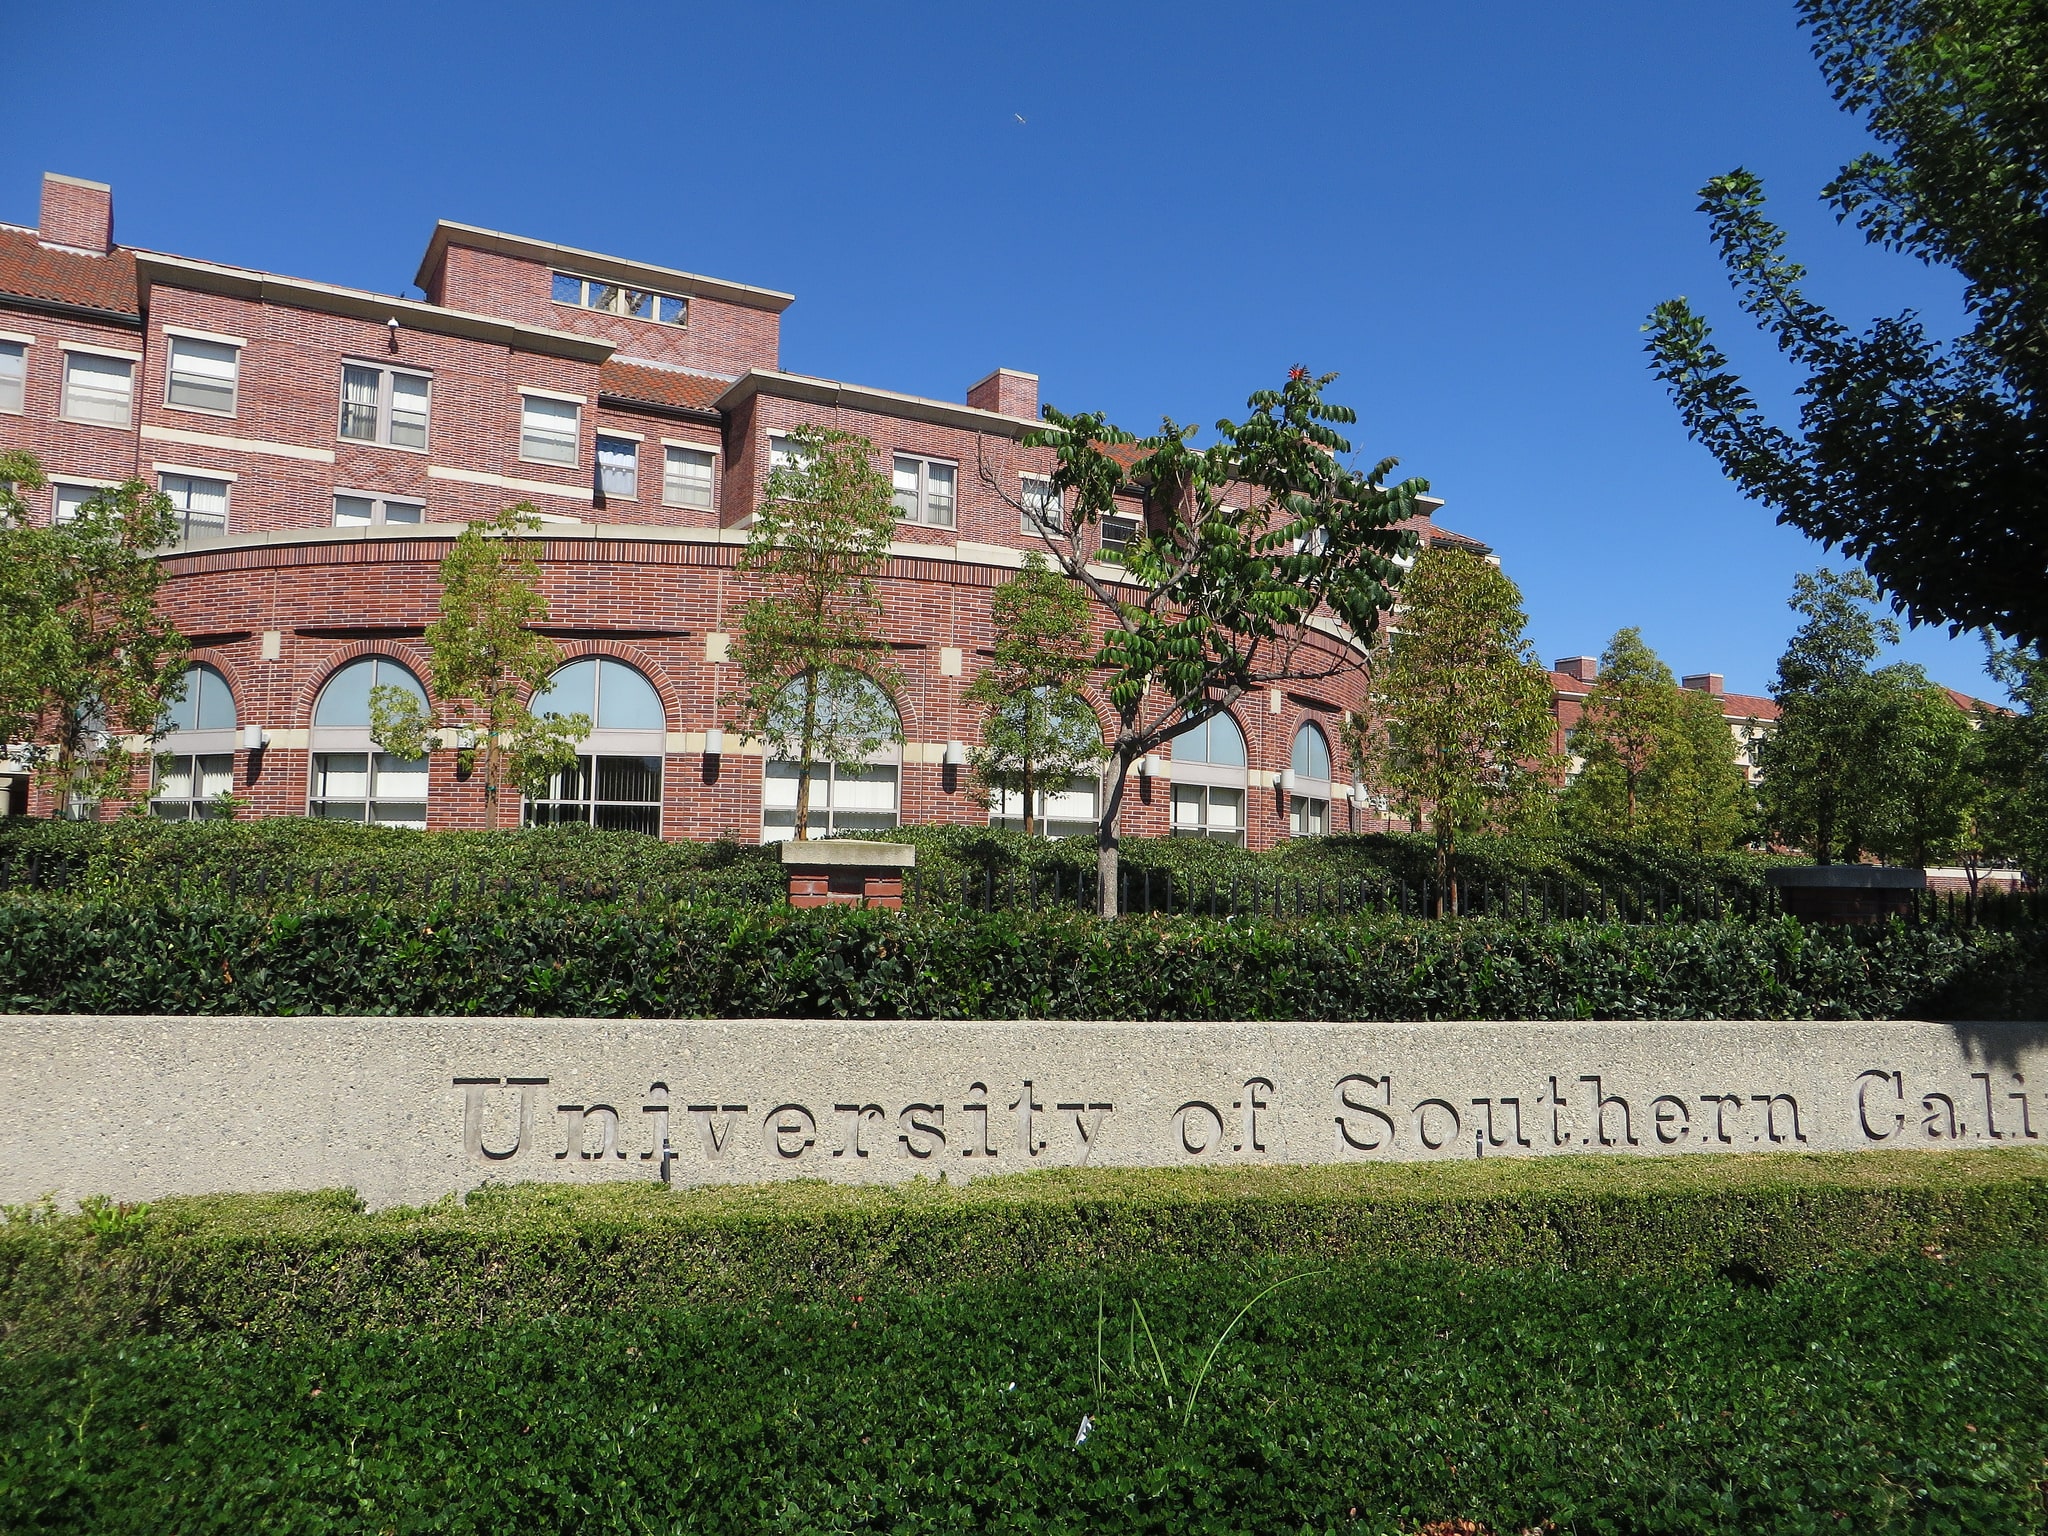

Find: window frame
1171;783;1248;846
892;452;958;530
595;432;641;501
1020;473;1063;535
151;752;237;820
162;331;242;418
662;441;717;510
549;271;689;328
307;655;432;828
158;470;232;541
336;361;432;453
523;753;664;836
58;345;137;430
0;334;28;416
50;477;118;526
518;389;583;468
332;490;426;528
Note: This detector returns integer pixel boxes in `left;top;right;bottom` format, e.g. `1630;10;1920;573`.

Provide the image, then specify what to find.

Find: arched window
153;662;237;819
1289;722;1333;837
527;657;667;834
987;687;1104;840
309;656;430;828
762;673;902;841
1169;709;1247;845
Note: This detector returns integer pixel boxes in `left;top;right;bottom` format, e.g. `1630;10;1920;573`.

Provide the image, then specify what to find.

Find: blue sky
3;0;2000;699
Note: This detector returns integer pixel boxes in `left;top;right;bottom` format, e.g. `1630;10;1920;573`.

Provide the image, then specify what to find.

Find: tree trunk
1096;754;1130;918
792;673;818;841
1022;743;1037;839
1435;828;1454;919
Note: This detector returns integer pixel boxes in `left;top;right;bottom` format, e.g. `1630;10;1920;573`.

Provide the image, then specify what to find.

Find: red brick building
1;171;1474;849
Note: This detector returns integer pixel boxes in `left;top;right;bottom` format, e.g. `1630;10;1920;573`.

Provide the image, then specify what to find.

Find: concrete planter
1765;865;1925;925
779;839;917;909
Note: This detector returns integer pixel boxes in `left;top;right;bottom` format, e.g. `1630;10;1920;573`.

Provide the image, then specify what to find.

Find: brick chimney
39;173;113;255
967;368;1038;419
1554;656;1599;684
1681;673;1726;697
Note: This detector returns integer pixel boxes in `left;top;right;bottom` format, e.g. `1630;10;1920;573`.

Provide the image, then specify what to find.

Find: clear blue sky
3;0;2001;699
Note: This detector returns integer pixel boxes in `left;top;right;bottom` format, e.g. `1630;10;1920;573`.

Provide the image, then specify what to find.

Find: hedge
3;892;2041;1018
5;1150;2047;1351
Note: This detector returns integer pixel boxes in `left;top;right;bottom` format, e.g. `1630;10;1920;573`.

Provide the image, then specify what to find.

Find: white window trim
595;433;641;502
893;452;959;529
660;437;720;453
161;333;241;419
0;334;25;417
332;488;427;528
152;461;239;481
337;362;433;454
0;329;35;345
57;341;142;362
597;427;644;442
518;386;587;406
661;442;718;510
160;324;248;349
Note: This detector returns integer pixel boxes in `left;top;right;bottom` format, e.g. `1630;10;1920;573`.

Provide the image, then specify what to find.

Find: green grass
3;1246;2045;1533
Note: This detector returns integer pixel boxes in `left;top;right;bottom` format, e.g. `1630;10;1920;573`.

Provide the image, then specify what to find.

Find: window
768;433;810;474
532;656;666;732
1021;474;1062;535
1169;710;1247;846
1289;723;1333;838
165;336;238;415
153;662;238;820
164;662;237;732
893;455;956;528
333;493;424;527
152;755;235;819
520;393;580;465
663;445;715;509
550;272;688;326
993;774;1100;840
53;482;103;525
61;351;133;427
0;341;23;414
160;474;229;540
1099;513;1139;560
338;364;430;450
596;435;639;499
526;657;667;835
310;656;430;827
526;756;663;835
761;673;902;841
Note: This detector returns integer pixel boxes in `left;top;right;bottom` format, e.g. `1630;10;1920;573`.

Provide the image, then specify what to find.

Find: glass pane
371;753;429;799
150;799;192;820
593;804;661;834
62;353;133;426
1171;784;1204;828
388;373;429;449
313;801;369;823
1292;725;1331;779
656;295;687;325
156;756;194;799
594;659;663;730
163;669;200;732
333;495;375;527
761;760;808;811
621;289;653;318
551;272;583;305
834;811;898;833
368;801;428;830
197;755;234;799
0;342;22;415
1042;774;1098;822
535;658;597;723
593;754;661;804
1208;787;1244;831
196;665;236;730
339;365;381;440
832;764;898;814
166;338;237;412
892;458;920;519
381;502;423;525
664;447;714;509
593;284;628;314
923;463;955;527
313;752;369;799
597;436;638;497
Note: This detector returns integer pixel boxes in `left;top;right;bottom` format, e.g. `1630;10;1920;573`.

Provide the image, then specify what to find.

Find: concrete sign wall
5;1015;2044;1208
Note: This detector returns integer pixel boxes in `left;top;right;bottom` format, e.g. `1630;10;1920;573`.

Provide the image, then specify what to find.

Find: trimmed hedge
5;1151;2048;1351
3;892;2041;1018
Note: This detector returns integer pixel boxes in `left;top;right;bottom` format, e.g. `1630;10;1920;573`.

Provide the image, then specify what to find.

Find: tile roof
1719;692;1781;721
597;358;728;414
0;226;138;316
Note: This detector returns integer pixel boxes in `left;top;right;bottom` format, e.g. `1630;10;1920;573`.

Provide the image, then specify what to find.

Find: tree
1350;546;1561;911
1563;628;1682;836
723;426;901;839
1645;0;2048;646
1978;643;2048;881
981;367;1423;913
966;553;1101;836
1863;678;1983;867
0;451;187;815
1648;686;1757;854
368;504;588;815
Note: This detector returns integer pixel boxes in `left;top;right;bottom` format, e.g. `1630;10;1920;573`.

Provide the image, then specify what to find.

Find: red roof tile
598;359;727;414
0;226;138;315
1720;692;1781;721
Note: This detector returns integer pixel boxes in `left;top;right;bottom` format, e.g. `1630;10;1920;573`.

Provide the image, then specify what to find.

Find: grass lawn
2;1249;2044;1533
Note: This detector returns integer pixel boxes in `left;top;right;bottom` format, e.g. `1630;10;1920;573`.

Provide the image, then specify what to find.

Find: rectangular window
52;482;102;525
165;336;239;415
892;454;957;529
152;754;235;819
520;393;580;465
61;351;133;427
311;751;428;827
337;364;431;450
762;761;900;841
596;435;639;499
333;492;424;527
0;341;24;415
663;445;714;509
1100;513;1139;560
1172;783;1246;845
550;272;688;327
767;432;810;474
1289;794;1329;837
1021;474;1062;534
524;754;663;836
160;473;229;540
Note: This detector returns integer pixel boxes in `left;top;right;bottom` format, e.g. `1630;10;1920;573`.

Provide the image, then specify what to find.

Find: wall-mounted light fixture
240;724;269;753
943;740;967;766
1139;754;1162;778
704;728;725;757
386;317;400;352
1280;768;1297;793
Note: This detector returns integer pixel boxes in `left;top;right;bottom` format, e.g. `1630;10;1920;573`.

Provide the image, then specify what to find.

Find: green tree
1863;678;1983;867
1563;628;1682;836
0;451;187;815
1646;0;2048;645
1978;643;2047;880
1648;686;1757;854
367;504;587;815
982;367;1422;913
966;553;1101;837
1351;546;1561;911
723;426;901;840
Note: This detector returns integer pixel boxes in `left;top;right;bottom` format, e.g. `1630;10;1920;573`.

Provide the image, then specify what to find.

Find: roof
1720;691;1781;722
1417;522;1491;556
597;359;729;416
0;225;138;319
715;368;1043;437
416;221;795;314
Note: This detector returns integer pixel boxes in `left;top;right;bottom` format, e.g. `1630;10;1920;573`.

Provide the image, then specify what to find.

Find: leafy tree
1863;678;1983;867
0;450;187;815
1980;643;2048;881
981;367;1423;912
1350;545;1561;911
966;553;1101;836
724;426;901;840
1649;686;1758;855
368;505;587;816
1563;628;1682;836
1646;0;2048;645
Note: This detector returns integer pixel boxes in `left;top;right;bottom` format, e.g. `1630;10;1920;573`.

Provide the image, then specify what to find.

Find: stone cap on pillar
778;839;917;868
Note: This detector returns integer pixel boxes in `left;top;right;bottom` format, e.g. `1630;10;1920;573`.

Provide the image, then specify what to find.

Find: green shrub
1;891;2038;1019
3;1151;2046;1350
